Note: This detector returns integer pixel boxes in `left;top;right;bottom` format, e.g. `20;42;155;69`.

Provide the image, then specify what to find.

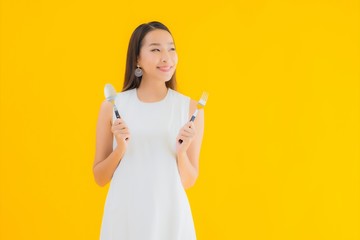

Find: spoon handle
113;104;121;119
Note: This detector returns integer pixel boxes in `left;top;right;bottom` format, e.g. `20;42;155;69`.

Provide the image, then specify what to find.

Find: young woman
93;21;204;240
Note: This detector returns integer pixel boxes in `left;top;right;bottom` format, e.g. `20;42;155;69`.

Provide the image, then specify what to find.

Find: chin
160;74;174;82
150;73;174;83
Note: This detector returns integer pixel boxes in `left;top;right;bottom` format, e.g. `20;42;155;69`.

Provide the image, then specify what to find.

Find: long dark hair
122;21;177;91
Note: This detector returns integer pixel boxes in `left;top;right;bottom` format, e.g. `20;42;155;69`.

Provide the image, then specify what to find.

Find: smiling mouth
157;66;172;72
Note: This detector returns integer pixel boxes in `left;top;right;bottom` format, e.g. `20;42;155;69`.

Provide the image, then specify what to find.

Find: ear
136;57;142;68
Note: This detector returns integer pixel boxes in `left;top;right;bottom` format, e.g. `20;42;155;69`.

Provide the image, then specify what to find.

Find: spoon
104;83;121;119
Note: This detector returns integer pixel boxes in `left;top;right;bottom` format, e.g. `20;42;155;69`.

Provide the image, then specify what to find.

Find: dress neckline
134;88;171;104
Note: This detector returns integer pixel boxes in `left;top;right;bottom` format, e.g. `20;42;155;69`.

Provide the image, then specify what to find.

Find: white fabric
99;88;196;240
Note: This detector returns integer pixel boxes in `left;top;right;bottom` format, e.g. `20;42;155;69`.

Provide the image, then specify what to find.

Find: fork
179;91;208;144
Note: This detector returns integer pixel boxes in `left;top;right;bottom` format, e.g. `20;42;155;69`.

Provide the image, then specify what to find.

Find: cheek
172;53;178;64
140;53;156;66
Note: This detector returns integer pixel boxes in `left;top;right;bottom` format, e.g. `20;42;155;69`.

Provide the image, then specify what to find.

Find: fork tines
198;91;208;107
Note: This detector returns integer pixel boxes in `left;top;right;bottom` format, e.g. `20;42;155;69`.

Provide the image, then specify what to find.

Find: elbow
183;178;197;190
95;178;108;187
183;172;199;190
184;183;194;190
93;167;109;187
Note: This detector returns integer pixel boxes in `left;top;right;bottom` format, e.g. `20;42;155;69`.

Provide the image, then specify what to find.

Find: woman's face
137;29;178;83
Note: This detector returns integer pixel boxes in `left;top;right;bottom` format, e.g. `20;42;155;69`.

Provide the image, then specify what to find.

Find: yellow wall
1;0;359;239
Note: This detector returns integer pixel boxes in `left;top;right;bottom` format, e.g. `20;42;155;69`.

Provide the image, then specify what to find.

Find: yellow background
1;0;359;239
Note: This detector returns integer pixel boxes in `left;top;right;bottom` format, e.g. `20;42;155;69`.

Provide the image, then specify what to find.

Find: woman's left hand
176;121;197;154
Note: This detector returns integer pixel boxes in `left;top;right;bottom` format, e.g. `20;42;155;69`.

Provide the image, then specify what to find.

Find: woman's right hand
111;118;130;146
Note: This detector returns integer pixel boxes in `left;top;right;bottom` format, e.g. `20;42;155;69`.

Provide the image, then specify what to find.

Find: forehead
142;29;174;46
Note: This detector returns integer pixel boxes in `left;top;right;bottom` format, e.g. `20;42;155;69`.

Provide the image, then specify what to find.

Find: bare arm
176;99;205;189
93;100;129;187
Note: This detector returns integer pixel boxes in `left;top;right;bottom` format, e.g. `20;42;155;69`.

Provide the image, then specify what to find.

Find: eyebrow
148;42;174;47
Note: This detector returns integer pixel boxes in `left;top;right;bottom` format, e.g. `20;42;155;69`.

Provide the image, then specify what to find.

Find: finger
185;121;195;128
180;135;193;142
112;126;121;133
185;122;195;131
114;119;127;127
183;127;195;134
115;130;129;138
113;126;128;134
116;125;127;131
182;128;195;136
113;118;122;125
120;130;130;135
114;123;128;129
180;132;194;140
184;124;193;130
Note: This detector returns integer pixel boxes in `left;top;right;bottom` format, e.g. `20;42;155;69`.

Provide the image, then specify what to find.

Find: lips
157;66;172;72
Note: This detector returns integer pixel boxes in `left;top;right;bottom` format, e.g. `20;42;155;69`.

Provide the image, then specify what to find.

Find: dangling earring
134;64;143;77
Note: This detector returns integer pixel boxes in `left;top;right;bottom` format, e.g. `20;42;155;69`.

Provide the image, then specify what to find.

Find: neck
137;79;168;102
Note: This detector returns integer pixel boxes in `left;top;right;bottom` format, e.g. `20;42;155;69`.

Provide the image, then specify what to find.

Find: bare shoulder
99;99;113;113
98;100;113;125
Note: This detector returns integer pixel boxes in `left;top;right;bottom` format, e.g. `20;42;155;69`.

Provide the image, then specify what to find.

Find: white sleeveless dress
99;88;197;240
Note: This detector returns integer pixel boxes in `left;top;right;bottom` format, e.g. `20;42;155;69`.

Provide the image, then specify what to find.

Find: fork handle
189;109;198;122
179;109;198;144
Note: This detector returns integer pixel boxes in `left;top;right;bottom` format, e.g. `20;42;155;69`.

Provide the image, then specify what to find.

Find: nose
161;52;170;63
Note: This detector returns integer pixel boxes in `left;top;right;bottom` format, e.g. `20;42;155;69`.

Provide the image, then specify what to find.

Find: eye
151;49;160;52
170;48;176;51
